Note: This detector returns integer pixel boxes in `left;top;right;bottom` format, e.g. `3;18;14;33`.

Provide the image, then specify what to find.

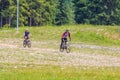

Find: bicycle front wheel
23;41;26;48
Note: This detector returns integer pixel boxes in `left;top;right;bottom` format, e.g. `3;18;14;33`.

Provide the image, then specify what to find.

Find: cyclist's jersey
62;32;70;38
24;31;29;37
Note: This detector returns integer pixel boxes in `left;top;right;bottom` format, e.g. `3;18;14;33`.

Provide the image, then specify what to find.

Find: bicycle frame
60;40;70;53
23;38;31;48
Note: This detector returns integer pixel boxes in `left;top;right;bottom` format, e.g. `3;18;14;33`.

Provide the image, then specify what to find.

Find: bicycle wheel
60;47;64;52
23;41;26;48
66;47;70;53
27;41;31;48
60;44;64;52
66;43;70;53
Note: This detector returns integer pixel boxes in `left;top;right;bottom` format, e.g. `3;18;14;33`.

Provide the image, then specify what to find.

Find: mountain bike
60;40;70;53
23;38;31;48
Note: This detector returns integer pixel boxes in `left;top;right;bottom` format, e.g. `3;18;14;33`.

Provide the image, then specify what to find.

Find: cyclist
24;29;30;40
60;29;71;48
23;29;31;48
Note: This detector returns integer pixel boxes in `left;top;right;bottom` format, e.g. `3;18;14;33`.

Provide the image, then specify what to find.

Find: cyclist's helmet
66;29;69;32
25;29;28;31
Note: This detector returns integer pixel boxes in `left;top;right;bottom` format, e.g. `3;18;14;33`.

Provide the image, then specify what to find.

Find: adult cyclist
60;29;71;48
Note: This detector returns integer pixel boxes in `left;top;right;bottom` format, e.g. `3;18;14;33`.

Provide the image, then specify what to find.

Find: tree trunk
8;16;11;28
6;17;8;24
29;17;32;26
0;15;3;28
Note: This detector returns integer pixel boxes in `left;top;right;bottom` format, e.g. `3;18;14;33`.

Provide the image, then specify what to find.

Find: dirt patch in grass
0;39;120;67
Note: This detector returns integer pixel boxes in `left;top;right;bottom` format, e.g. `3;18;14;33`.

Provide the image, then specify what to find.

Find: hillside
0;25;120;80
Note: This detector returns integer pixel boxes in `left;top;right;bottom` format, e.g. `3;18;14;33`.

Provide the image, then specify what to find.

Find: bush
3;24;10;29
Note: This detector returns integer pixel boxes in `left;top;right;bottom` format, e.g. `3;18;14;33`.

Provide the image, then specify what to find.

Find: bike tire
60;47;64;52
27;42;31;48
60;44;64;52
66;47;70;53
23;41;26;48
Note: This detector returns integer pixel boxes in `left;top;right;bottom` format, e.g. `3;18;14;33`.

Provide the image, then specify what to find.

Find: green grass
0;24;120;80
0;65;120;80
0;24;120;46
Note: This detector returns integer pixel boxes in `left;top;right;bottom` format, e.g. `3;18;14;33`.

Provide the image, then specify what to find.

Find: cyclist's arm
68;33;71;41
29;33;32;38
62;32;65;38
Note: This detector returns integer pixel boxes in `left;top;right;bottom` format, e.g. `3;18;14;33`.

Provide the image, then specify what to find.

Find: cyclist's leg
24;36;29;43
60;38;63;48
64;38;67;45
24;36;27;42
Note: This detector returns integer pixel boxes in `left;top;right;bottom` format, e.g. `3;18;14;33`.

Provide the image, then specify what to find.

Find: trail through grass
0;25;120;80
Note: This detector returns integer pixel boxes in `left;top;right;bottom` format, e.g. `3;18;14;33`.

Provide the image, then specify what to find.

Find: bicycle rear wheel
27;41;31;48
60;44;64;52
60;46;64;52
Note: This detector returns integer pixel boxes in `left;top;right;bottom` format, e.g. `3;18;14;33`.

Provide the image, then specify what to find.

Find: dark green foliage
55;0;74;25
0;0;120;27
74;0;120;25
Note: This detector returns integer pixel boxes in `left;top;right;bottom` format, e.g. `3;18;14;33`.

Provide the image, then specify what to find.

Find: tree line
0;0;120;28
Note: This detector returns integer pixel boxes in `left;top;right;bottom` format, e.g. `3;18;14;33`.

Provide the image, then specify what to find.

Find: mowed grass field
0;25;120;80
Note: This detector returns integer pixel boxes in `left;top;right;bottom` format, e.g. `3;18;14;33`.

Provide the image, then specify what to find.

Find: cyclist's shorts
62;38;67;42
24;36;29;39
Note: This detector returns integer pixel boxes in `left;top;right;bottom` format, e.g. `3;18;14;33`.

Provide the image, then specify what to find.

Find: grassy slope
33;25;120;46
0;25;120;80
1;24;120;46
